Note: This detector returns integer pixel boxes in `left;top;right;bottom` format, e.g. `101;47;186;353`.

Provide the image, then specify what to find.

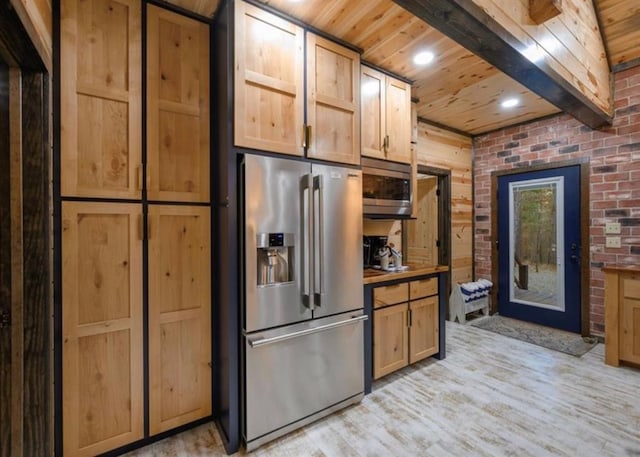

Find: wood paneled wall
469;0;612;116
415;120;473;286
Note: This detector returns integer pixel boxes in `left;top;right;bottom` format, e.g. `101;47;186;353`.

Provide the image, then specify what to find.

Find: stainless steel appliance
362;157;412;217
242;154;365;451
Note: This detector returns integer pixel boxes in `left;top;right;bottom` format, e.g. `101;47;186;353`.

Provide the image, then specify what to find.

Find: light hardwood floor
127;321;640;456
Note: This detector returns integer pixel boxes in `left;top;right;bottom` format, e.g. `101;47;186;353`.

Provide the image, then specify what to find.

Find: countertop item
363;263;449;285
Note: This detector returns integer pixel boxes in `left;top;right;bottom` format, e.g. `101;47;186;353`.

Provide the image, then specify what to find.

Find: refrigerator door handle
246;315;368;348
313;175;324;307
301;174;314;310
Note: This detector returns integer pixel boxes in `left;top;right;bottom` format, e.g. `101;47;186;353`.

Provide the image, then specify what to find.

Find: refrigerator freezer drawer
244;311;366;448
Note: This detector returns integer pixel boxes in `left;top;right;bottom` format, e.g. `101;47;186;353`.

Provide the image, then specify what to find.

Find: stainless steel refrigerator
242;153;365;450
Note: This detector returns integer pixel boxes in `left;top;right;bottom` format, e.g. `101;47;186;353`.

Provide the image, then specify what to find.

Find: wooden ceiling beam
393;0;613;129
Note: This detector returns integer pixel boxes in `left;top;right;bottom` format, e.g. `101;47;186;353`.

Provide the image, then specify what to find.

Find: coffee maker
363;235;388;268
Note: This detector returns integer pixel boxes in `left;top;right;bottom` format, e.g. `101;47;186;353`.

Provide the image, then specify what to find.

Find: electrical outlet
605;222;621;234
606;236;621;248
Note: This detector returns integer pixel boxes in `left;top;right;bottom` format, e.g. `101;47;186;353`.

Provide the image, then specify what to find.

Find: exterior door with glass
497;166;581;333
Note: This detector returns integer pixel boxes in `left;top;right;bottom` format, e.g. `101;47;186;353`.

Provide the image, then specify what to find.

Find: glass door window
508;177;564;311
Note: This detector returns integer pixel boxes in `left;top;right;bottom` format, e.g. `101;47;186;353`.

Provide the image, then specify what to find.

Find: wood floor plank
126;322;640;456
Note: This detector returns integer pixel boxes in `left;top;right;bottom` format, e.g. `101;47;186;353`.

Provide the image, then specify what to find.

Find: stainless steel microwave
362;157;412;217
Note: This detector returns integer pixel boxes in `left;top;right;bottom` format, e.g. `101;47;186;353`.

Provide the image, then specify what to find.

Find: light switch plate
605;222;621;234
606;236;621;248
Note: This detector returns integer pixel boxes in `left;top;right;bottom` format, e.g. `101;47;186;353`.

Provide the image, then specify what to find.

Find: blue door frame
497;166;582;333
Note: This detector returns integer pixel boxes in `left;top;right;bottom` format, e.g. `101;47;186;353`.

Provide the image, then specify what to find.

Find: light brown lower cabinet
148;205;212;434
374;303;409;379
604;267;640;366
62;202;144;457
62;201;212;454
373;278;439;380
409;296;439;363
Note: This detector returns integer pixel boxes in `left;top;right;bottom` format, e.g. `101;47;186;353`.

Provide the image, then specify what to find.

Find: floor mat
469;315;598;357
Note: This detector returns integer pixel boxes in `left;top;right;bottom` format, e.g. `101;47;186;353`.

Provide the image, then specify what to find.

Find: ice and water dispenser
256;233;294;286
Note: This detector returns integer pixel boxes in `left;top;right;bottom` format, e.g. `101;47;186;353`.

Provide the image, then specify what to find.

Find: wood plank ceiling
595;0;640;68
163;0;640;135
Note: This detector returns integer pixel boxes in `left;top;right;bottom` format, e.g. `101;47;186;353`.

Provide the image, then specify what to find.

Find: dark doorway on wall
403;165;451;294
0;55;11;457
0;5;51;454
492;160;590;336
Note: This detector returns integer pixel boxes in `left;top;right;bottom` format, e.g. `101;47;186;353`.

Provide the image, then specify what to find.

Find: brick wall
473;65;640;336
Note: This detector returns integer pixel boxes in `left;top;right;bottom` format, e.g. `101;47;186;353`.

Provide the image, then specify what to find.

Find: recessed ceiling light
413;51;434;66
501;98;520;108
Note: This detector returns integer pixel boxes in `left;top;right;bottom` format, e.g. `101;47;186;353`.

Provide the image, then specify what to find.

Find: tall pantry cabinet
59;1;211;455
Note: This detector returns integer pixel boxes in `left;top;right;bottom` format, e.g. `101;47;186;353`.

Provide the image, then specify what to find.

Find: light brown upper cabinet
361;66;411;164
234;1;360;165
148;205;212;435
306;33;360;165
234;0;304;156
60;0;142;199
147;5;210;203
61;201;143;456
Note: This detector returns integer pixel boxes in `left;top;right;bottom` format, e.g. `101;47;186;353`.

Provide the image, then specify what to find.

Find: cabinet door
60;0;141;199
148;205;211;434
307;33;360;165
385;76;411;164
234;1;304;156
409;296;439;363
147;5;210;203
621;276;640;364
373;303;408;379
62;202;143;456
361;66;385;160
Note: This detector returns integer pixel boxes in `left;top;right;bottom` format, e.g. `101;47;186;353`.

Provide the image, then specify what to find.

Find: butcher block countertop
601;264;640;274
363;263;449;285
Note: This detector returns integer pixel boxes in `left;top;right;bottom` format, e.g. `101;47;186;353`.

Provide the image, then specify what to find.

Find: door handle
313;175;324;307
246;315;368;348
570;255;579;263
301;174;314;310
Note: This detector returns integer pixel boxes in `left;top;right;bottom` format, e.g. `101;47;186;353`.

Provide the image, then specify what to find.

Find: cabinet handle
408;309;412;327
137;165;143;191
302;124;308;148
385;135;390;152
137;214;143;241
147;216;152;240
302;124;312;149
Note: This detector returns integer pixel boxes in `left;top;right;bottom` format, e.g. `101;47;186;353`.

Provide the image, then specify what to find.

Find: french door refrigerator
242;153;365;450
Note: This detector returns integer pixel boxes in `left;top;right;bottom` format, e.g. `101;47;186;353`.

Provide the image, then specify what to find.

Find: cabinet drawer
622;276;640;299
374;283;409;308
410;277;437;299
